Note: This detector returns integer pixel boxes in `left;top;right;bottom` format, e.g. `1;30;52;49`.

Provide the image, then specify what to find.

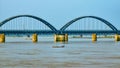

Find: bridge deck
0;30;120;35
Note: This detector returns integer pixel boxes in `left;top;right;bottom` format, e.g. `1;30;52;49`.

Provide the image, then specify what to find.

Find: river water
0;37;120;68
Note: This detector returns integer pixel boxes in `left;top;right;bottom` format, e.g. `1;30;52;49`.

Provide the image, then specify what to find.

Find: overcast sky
0;0;120;29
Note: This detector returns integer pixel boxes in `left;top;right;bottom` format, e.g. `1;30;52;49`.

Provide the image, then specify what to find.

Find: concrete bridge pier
115;34;120;42
0;34;5;43
54;34;68;42
65;34;68;42
32;34;38;43
92;34;97;42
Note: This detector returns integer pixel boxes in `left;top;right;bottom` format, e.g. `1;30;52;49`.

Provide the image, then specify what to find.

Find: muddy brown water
0;37;120;68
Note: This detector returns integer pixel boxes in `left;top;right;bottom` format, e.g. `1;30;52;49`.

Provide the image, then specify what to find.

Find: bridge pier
0;34;5;43
115;34;120;42
92;34;97;42
32;34;38;43
119;35;120;41
65;34;68;41
54;34;68;42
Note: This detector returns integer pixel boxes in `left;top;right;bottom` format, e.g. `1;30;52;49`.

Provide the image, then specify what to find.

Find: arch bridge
0;15;120;42
0;15;57;35
59;16;119;35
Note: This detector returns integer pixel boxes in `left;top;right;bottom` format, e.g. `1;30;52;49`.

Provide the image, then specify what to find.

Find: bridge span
0;15;120;43
0;30;120;35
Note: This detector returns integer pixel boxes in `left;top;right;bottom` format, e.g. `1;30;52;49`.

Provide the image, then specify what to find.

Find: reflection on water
0;37;120;68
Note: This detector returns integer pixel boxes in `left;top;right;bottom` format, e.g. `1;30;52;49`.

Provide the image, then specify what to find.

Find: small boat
52;45;65;48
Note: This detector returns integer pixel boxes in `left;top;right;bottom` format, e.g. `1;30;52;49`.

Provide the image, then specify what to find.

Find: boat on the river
52;45;65;48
